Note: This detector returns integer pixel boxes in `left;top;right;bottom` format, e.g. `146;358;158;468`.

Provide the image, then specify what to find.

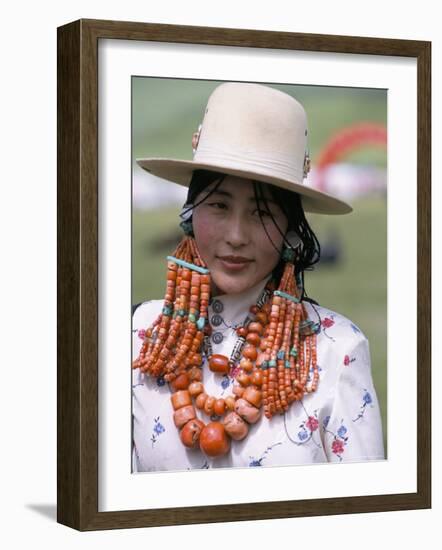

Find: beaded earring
132;225;209;381
179;202;194;236
132;222;321;457
260;232;320;419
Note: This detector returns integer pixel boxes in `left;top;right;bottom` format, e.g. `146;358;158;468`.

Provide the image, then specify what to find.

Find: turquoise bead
188;313;196;323
197;317;206;330
268;360;276;368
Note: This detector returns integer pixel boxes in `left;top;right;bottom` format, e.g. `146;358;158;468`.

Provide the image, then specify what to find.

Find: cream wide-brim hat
137;82;352;215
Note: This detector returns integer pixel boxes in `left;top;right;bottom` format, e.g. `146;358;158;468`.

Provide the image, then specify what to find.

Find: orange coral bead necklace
132;235;320;458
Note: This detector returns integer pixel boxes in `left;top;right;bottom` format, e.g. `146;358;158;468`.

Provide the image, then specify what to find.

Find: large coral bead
199;421;231;457
208;354;230;375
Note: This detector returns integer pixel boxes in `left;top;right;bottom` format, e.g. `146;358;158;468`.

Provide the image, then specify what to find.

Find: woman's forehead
202;175;275;201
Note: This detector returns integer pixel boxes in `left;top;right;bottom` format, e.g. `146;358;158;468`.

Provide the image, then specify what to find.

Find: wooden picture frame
57;18;431;531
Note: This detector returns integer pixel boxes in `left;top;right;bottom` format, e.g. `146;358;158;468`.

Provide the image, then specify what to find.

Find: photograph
56;17;430;530
131;78;388;473
2;0;438;544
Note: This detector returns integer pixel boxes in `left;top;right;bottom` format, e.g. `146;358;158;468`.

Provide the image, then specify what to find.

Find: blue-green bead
282;247;295;262
285;361;291;368
179;220;194;236
269;360;277;368
261;360;269;370
178;309;186;317
197;317;206;330
277;350;285;360
188;313;196;323
290;347;298;357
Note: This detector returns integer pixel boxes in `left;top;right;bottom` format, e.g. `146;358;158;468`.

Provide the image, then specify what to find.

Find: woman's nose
224;212;250;248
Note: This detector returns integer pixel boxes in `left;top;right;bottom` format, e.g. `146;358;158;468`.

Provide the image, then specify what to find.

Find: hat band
194;144;304;183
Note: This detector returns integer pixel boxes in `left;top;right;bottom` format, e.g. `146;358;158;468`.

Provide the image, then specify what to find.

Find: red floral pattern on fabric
306;416;319;431
332;439;345;455
321;317;335;329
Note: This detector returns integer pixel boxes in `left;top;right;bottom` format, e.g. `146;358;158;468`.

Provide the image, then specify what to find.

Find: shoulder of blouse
305;301;370;346
132;299;164;329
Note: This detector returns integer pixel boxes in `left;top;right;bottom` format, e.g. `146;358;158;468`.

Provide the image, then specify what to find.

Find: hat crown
136;81;352;214
194;83;308;183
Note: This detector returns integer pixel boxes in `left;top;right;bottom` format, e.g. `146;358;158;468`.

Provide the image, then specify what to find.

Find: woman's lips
217;256;253;271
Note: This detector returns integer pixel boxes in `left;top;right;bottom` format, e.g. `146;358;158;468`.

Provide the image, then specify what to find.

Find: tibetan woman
131;82;384;471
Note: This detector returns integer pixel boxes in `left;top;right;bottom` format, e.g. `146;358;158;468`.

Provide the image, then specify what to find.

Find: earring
282;230;301;263
179;219;194;236
179;202;194;236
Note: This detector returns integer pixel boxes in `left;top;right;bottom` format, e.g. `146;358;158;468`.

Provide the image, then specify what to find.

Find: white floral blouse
132;277;385;472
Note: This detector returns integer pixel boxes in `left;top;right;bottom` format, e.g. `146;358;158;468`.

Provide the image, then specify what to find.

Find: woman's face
192;175;288;296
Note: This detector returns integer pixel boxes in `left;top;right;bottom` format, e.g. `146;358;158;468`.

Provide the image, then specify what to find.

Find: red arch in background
314;122;387;192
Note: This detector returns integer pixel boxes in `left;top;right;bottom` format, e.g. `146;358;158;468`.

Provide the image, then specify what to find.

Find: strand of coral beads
171;281;274;458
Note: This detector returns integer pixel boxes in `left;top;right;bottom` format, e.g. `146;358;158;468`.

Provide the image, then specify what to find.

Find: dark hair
182;169;321;300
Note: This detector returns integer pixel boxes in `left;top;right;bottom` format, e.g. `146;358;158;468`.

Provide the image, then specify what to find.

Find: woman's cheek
193;214;217;259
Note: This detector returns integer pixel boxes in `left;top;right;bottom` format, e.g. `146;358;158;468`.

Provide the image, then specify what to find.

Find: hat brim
136;157;352;215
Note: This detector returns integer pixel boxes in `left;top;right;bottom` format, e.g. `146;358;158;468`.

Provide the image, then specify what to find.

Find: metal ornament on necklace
203;284;274;375
209;302;238;345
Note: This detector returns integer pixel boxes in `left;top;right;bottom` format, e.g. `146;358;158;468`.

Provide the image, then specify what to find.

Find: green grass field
132;196;388;454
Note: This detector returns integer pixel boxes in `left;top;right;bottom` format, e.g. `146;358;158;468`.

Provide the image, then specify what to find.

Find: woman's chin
211;273;255;297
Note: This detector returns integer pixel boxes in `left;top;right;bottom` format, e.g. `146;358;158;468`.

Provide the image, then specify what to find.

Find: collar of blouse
207;276;270;343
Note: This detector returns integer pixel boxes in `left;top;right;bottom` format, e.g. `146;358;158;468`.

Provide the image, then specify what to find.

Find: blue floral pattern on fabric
352;389;374;422
132;298;385;470
248;442;283;466
150;416;166;448
285;402;322;448
218;364;239;394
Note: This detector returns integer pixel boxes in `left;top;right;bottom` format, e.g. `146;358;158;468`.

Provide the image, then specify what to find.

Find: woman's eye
208;202;227;210
254;209;272;218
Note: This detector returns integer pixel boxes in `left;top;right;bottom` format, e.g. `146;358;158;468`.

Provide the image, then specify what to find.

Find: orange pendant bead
208;354;230;375
180;418;205;448
199;422;231;457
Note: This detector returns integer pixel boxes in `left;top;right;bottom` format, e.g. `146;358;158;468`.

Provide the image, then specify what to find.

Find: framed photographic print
57;18;431;530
